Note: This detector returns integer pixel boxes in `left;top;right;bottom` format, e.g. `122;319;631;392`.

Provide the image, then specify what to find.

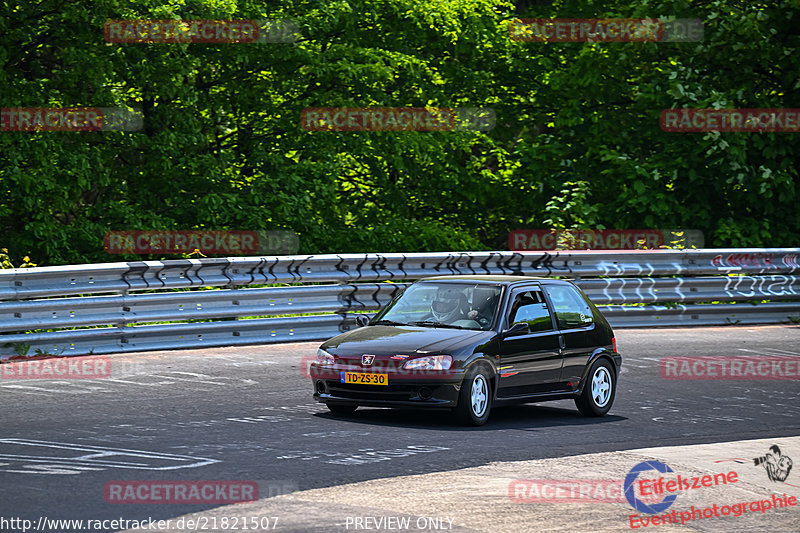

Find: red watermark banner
508;229;703;250
660;108;800;132
300;107;495;132
103;230;299;255
508;18;703;42
711;252;799;270
1;357;112;379
510;472;738;505
1;107;142;131
303;355;461;381
104;19;297;43
509;479;631;503
104;481;258;504
660;357;800;380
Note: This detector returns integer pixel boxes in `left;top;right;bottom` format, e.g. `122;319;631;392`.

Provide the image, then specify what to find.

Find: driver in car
428;287;496;329
430;287;468;324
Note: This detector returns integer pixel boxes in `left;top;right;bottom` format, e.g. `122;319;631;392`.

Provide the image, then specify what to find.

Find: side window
545;285;593;329
509;291;553;332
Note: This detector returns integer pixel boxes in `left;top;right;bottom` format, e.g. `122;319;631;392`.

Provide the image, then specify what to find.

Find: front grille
327;382;417;401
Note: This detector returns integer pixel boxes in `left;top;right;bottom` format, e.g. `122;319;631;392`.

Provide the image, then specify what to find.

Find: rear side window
509;290;553;332
544;285;593;329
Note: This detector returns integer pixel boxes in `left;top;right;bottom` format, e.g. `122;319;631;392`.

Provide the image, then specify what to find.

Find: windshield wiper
408;321;465;329
372;319;409;326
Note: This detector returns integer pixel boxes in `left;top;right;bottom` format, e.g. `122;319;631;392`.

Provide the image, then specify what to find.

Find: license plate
340;372;388;385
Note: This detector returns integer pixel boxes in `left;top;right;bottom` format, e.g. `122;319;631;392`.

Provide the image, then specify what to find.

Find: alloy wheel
471;375;488;416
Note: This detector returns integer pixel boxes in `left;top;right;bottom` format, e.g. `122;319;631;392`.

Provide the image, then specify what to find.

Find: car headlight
316;348;335;365
403;355;453;370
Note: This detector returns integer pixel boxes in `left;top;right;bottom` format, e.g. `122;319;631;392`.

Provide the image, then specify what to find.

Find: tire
326;403;357;416
455;365;493;426
575;358;616;417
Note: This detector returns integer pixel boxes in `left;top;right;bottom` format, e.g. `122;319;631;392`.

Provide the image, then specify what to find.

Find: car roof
418;275;573;287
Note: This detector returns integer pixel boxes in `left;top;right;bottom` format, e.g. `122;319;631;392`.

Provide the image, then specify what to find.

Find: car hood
321;325;494;356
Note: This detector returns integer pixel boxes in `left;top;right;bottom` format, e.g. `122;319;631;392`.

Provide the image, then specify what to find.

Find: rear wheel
455;365;492;426
326;403;357;416
575;359;615;417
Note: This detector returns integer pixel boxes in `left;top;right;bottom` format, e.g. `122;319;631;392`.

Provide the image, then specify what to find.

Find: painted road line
125;436;799;532
0;440;219;474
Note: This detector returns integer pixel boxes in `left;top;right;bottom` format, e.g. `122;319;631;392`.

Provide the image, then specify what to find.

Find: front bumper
311;364;465;409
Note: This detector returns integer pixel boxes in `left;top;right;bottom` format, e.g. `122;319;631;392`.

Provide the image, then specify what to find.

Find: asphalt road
1;325;798;532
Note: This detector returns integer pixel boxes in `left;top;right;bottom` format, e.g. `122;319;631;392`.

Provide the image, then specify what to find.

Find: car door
496;286;563;397
542;283;596;388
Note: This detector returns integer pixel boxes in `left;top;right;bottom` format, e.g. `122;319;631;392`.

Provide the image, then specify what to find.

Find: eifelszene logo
624;461;678;514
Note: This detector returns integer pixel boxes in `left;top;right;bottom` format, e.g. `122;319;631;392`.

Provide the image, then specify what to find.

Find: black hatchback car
310;276;621;426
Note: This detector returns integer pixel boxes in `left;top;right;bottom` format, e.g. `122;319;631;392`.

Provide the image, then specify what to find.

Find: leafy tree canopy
1;0;797;265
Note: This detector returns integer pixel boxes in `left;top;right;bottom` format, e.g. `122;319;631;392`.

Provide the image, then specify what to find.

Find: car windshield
375;282;502;331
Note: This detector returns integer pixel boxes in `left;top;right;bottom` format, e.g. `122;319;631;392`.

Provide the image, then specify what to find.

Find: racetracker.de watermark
508;229;704;251
510;479;639;503
1;357;113;379
103;230;299;255
103;230;300;255
660;357;800;380
104;19;297;43
660;108;800;132
303;355;463;381
300;107;495;132
1;107;142;131
508;18;703;42
509;472;738;505
103;479;296;504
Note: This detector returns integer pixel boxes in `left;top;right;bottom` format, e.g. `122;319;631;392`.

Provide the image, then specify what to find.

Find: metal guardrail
0;284;402;332
2;249;798;299
0;249;798;359
1;276;797;333
575;275;800;304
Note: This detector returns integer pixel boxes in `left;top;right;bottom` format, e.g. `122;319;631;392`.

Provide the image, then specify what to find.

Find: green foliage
543;181;601;230
0;0;797;265
0;248;37;268
3;341;31;356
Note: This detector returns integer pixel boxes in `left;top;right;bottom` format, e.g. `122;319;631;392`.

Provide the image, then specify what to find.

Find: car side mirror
355;315;370;327
502;322;529;338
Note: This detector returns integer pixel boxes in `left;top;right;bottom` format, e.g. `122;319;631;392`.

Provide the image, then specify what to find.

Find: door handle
558;335;566;350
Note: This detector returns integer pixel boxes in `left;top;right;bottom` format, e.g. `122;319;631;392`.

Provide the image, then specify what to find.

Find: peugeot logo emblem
362;354;375;366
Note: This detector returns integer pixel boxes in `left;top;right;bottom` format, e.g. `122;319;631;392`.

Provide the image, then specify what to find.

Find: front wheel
575;359;616;417
455;365;492;426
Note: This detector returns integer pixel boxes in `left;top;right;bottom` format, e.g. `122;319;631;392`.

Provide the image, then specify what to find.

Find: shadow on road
313;403;627;431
